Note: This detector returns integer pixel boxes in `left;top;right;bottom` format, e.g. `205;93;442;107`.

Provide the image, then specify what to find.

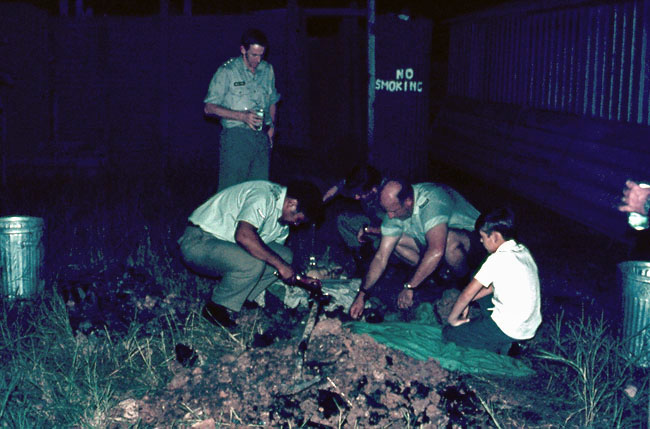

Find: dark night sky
16;0;509;20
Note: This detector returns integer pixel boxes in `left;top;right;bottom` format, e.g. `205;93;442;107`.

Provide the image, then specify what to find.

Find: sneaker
202;300;237;328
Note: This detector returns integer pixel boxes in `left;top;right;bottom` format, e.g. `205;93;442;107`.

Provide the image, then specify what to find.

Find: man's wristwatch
403;282;415;290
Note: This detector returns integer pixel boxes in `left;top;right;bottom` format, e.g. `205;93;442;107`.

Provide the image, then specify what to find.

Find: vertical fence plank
559;9;569;110
551;10;560;109
637;0;644;123
598;6;608;119
486;20;493;101
626;1;639;122
506;16;515;103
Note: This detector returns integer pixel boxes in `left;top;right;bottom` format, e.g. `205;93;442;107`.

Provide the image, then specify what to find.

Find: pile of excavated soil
107;315;494;428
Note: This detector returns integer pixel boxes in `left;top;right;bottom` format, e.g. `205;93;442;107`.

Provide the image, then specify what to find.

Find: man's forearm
204;103;245;122
360;254;388;293
240;238;288;271
235;224;289;271
253;245;289;271
407;250;443;288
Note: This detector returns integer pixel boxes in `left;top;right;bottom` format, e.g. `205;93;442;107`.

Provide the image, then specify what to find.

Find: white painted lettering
396;69;404;79
374;78;424;93
405;68;414;79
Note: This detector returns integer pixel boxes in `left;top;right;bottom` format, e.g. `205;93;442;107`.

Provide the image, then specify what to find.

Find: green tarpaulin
347;303;535;377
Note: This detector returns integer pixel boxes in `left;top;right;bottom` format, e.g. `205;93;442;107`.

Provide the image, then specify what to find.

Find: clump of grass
0;293;114;427
537;311;641;427
0;290;249;427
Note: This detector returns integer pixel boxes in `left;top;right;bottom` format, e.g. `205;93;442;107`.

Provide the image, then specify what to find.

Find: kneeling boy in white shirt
443;207;542;354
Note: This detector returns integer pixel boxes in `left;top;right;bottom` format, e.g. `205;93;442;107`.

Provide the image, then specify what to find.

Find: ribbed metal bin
619;261;650;367
0;216;44;299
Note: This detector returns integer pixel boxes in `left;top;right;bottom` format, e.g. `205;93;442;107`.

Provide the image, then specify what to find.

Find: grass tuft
537;311;641;427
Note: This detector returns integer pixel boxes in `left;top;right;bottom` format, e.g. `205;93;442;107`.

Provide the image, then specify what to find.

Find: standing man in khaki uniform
204;28;280;191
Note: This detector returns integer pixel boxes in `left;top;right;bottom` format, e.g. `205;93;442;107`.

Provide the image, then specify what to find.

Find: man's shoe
202;301;237;328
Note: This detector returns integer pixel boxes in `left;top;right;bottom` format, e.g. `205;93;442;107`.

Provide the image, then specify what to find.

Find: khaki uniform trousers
178;225;292;312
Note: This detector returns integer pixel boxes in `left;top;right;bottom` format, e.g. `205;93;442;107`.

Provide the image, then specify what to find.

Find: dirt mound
107;315;493;427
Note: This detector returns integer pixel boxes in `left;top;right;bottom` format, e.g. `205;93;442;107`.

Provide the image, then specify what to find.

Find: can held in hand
628;183;650;230
254;108;264;131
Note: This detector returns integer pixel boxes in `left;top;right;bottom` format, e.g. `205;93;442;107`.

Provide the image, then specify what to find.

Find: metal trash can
619;261;650;367
0;216;44;299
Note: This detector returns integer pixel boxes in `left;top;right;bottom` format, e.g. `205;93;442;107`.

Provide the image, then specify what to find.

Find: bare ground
9;161;649;428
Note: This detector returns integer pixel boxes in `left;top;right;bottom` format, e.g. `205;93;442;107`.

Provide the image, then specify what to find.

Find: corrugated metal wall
436;0;650;241
448;0;650;124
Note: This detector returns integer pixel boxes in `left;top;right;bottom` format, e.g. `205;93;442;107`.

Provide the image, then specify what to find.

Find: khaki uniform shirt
204;56;280;129
381;183;480;246
188;181;288;244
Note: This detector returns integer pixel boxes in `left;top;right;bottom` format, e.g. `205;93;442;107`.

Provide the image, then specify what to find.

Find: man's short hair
286;180;322;223
343;164;382;196
381;178;413;205
475;207;516;240
241;28;268;50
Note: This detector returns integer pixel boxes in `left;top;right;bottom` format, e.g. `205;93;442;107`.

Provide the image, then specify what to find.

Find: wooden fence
435;0;650;241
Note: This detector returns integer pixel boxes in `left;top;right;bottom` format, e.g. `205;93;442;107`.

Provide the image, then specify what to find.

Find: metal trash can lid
0;216;44;230
618;261;650;278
